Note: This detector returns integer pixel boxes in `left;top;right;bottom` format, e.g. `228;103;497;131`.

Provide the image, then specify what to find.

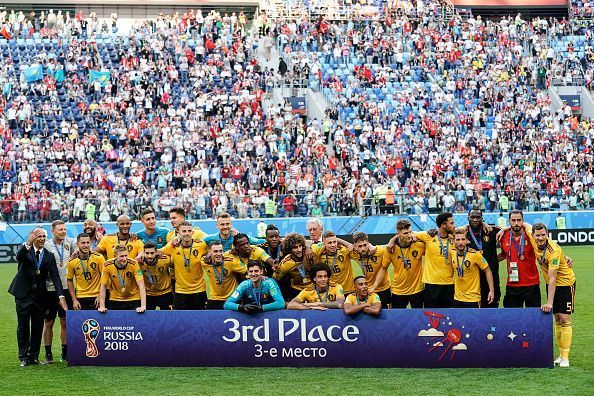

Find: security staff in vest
556;213;566;230
8;228;68;367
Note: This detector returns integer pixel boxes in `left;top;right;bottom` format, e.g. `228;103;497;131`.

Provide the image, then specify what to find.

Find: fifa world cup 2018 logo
82;319;100;358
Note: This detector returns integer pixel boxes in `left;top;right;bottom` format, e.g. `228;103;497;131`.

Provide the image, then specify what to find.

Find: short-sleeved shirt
166;227;207;244
66;252;105;298
415;232;454;285
203;233;266;252
223;246;271;274
274;255;313;291
45;237;77;290
137;227;170;249
139;255;173;296
526;235;575;287
451;248;488;303
161;241;209;294
383;241;426;295
296;283;344;303
345;292;381;305
311;244;354;293
100;259;144;301
97;234;144;260
201;257;246;300
350;245;390;292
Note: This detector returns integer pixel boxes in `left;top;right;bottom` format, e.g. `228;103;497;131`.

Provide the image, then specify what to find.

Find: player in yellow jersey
161;221;209;310
274;233;312;301
98;245;146;312
382;219;426;308
140;242;173;310
451;228;494;308
350;231;390;308
202;241;247;309
166;207;207;243
343;276;382;315
529;223;576;368
66;233;105;310
415;212;456;308
287;265;345;310
223;233;275;276
95;215;144;260
311;231;354;294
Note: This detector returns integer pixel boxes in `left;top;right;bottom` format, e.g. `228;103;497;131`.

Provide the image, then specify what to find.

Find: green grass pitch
1;246;592;395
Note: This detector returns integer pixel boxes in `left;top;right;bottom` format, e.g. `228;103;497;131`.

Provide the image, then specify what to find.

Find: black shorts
453;300;480;308
108;300;141;310
44;291;72;320
503;284;541;308
391;290;424;309
174;291;207;310
206;299;225;310
147;293;173;310
376;288;392;309
77;297;97;310
547;283;575;314
423;284;454;308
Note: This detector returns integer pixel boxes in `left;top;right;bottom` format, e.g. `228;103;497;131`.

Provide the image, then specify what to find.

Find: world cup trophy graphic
82;319;100;358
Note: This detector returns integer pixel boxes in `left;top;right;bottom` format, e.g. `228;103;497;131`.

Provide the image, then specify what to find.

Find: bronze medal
35;269;40;275
121;287;126;293
519;255;524;260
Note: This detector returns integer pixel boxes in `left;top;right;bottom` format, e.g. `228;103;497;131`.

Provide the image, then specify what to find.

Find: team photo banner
67;309;552;368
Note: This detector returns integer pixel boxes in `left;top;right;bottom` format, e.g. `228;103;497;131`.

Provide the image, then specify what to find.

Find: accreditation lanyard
508;231;525;261
315;286;329;302
212;262;225;284
469;229;483;251
325;252;338;272
91;239;98;250
455;249;468;278
438;235;450;260
53;240;65;265
182;243;193;269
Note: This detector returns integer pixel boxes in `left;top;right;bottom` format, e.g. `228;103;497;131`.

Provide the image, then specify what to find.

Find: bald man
95;215;144;260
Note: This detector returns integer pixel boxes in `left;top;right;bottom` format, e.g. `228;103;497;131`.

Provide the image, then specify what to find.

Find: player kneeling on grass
287;265;345;310
224;260;285;313
451;228;494;308
343;276;381;316
98;245;147;313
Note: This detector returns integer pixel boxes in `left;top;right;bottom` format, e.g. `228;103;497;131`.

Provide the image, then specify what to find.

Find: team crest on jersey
90;263;97;270
371;256;378;263
127;245;133;252
192;249;199;257
328;294;336;302
126;271;132;278
158;267;164;273
464;260;471;268
338;255;345;263
412;250;419;258
484;235;489;242
157;236;163;244
64;245;70;250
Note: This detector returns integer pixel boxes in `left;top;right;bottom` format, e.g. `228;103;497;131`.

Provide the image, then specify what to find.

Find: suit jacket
8;244;64;299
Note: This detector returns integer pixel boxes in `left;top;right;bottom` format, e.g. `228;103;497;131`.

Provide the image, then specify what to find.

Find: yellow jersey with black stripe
201;257;246;300
66;252;106;298
415;232;454;285
139;255;173;296
100;258;144;301
296;282;344;303
161;241;208;294
311;244;354;293
97;234;144;260
166;227;207;243
528;237;575;286
273;255;313;291
222;246;271;275
350;245;391;292
382;241;425;295
345;292;381;305
450;248;488;303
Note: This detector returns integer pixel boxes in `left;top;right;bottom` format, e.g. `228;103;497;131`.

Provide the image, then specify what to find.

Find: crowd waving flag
24;65;44;83
0;25;11;40
89;70;111;87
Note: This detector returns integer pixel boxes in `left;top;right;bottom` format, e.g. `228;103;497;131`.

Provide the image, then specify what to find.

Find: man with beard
137;207;170;248
311;231;354;295
274;233;311;301
224;234;276;277
66;233;105;310
343;276;382;315
466;208;501;307
203;212;265;252
259;224;290;291
382;219;426;308
202;241;247;309
98;245;147;312
349;232;391;308
95;215;144;260
43;220;76;364
498;210;541;308
224;261;285;312
160;221;209;310
287;265;345;310
139;242;173;310
82;219;103;250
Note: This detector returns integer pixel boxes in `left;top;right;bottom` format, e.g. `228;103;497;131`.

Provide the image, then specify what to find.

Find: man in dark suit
8;228;68;367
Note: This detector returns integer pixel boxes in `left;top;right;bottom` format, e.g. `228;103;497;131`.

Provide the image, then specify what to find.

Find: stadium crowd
1;7;594;223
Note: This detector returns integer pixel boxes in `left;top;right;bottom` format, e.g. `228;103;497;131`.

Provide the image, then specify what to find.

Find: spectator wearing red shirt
282;193;296;217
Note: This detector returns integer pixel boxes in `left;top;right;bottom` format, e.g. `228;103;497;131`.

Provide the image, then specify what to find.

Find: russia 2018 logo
82;319;101;358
